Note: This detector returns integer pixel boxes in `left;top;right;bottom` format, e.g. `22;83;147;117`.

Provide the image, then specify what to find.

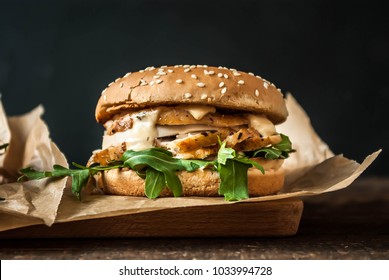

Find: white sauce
245;114;276;137
102;109;160;151
178;105;216;120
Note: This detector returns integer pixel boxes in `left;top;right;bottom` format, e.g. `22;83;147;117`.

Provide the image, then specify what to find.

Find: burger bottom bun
91;166;285;197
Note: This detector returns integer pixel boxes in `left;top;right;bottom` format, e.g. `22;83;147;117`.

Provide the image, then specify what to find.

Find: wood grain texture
0;198;303;238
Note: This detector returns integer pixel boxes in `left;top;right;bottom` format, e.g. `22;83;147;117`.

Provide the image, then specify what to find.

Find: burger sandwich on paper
21;65;295;201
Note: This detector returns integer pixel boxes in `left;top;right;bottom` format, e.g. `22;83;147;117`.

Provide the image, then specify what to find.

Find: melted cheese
245;114;276;137
102;109;160;151
178;105;216;120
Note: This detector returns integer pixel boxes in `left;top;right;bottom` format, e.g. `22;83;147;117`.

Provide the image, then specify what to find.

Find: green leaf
70;169;90;200
145;168;166;199
123;149;184;196
254;148;282;159
218;159;250;201
253;134;295;159
273;134;293;151
235;157;265;174
122;148;211;197
18;167;52;181
217;140;235;165
51;165;74;177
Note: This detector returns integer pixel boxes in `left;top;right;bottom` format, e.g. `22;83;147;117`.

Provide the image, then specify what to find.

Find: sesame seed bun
96;65;288;124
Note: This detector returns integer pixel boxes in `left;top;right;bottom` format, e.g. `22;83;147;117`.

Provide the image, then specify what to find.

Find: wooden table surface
1;176;388;260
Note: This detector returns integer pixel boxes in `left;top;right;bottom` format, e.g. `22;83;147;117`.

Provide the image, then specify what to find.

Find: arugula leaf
218;159;250;201
19;163;122;200
122;148;210;197
145;168;166;199
216;138;266;201
217;140;235;165
274;134;293;151
234;156;265;174
253;134;295;159
254;148;282;159
19;167;53;180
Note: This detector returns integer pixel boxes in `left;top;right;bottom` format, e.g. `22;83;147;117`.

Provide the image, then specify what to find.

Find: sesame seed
218;73;223;78
140;79;148;86
191;74;198;79
203;65;208;67
150;81;155;86
221;87;227;94
120;82;124;88
176;79;183;84
263;82;269;89
103;94;107;101
255;89;259;96
238;80;245;85
256;75;262;79
157;71;167;75
219;82;225;88
207;97;212;102
153;75;160;79
174;65;180;68
233;72;241;76
108;82;114;86
277;88;282;92
201;94;208;100
190;65;196;69
208;70;215;75
183;92;192;99
183;65;190;68
156;79;163;84
230;68;236;72
115;77;121;82
124;72;132;78
218;66;223;69
197;82;205;88
139;70;145;73
204;69;209;75
101;89;106;95
160;65;167;68
249;72;254;76
168;69;174;73
224;74;229;79
184;68;191;73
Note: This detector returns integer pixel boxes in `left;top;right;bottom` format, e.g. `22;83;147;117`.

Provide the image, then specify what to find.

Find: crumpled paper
0;94;381;232
0;98;68;228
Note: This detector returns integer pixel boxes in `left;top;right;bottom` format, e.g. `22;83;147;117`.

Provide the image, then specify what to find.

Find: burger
86;65;294;201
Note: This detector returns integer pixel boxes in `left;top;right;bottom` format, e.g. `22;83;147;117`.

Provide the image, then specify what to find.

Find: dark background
0;0;387;175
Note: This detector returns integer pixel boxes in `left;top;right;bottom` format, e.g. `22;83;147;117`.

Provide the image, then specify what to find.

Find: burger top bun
96;65;288;124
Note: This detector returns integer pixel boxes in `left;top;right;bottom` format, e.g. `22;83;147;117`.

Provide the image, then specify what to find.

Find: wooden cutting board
0;198;303;238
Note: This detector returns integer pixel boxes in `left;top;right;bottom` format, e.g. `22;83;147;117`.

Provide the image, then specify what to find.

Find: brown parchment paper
0;100;68;230
0;94;381;231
